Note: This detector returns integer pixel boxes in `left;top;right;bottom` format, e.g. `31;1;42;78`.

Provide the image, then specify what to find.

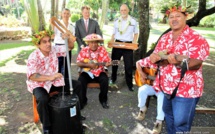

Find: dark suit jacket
75;18;102;51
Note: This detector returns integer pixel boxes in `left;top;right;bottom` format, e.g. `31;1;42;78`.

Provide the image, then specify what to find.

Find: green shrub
71;14;80;22
0;15;22;27
199;14;215;28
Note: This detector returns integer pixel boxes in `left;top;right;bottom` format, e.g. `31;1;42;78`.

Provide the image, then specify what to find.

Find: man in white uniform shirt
109;4;139;91
52;8;75;79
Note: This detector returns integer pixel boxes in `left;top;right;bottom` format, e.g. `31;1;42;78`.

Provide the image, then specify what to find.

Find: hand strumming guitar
105;61;112;67
88;62;98;70
136;62;147;84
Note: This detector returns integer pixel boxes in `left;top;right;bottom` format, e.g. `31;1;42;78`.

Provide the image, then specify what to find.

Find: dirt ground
0;44;215;134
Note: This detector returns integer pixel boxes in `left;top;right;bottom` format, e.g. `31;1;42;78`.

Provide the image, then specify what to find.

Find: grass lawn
0;41;33;51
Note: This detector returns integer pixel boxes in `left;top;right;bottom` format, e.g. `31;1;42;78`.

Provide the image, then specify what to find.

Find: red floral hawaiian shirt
77;46;111;77
137;25;210;98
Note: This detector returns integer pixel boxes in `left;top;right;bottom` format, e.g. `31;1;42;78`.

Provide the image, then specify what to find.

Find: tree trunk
99;0;109;29
51;0;55;18
134;0;150;63
131;0;135;14
61;0;66;11
37;0;45;31
182;0;187;7
187;0;215;26
55;0;59;18
16;0;20;19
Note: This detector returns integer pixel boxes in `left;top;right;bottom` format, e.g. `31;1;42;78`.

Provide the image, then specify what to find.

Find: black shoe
43;130;50;134
128;87;134;92
101;102;109;109
43;127;52;134
81;115;86;120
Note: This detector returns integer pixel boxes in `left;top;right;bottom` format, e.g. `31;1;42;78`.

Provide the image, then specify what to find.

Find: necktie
85;20;88;32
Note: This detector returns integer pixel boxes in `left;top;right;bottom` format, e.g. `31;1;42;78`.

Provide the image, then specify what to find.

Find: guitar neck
96;62;106;66
158;51;168;60
94;60;119;66
147;75;156;81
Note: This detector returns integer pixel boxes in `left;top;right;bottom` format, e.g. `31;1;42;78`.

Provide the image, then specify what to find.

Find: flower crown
31;30;54;45
166;6;188;17
83;34;103;42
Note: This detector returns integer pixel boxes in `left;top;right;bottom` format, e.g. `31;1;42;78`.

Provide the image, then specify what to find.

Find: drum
49;93;83;134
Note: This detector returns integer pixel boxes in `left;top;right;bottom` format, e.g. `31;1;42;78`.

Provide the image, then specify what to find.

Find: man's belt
55;43;64;46
108;41;138;50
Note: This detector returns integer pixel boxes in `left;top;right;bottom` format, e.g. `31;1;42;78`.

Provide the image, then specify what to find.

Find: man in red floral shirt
26;30;84;134
136;5;210;133
77;34;111;109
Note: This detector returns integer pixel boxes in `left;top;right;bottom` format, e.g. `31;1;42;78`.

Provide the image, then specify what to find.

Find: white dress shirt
113;16;139;42
54;20;75;44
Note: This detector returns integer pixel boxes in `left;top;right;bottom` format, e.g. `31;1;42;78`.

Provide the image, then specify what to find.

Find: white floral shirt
137;25;210;98
26;46;66;93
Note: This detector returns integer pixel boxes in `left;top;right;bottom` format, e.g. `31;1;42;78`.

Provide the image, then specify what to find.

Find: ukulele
82;59;120;72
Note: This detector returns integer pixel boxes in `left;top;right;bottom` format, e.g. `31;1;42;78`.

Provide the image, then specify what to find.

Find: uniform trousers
111;44;133;89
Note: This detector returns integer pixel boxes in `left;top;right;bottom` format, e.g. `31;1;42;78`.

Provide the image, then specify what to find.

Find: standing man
52;8;75;79
138;5;209;133
109;4;139;91
75;6;102;52
77;34;111;109
26;30;83;134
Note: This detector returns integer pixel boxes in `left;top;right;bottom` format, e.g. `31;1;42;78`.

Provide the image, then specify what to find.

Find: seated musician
136;60;164;134
76;34;111;109
26;30;84;134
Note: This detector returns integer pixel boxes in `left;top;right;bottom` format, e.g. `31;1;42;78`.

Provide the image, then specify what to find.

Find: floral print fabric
77;46;111;77
137;25;209;98
26;46;66;93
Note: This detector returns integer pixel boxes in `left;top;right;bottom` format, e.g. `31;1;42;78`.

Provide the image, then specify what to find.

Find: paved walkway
0;46;34;62
0;46;35;74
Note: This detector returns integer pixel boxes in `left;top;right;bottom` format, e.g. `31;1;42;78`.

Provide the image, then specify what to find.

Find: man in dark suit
75;6;102;52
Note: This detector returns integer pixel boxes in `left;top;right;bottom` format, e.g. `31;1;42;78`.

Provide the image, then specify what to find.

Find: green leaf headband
31;30;54;45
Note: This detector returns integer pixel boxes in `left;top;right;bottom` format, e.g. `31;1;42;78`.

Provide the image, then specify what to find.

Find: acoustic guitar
135;50;168;87
135;67;157;86
81;59;120;72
